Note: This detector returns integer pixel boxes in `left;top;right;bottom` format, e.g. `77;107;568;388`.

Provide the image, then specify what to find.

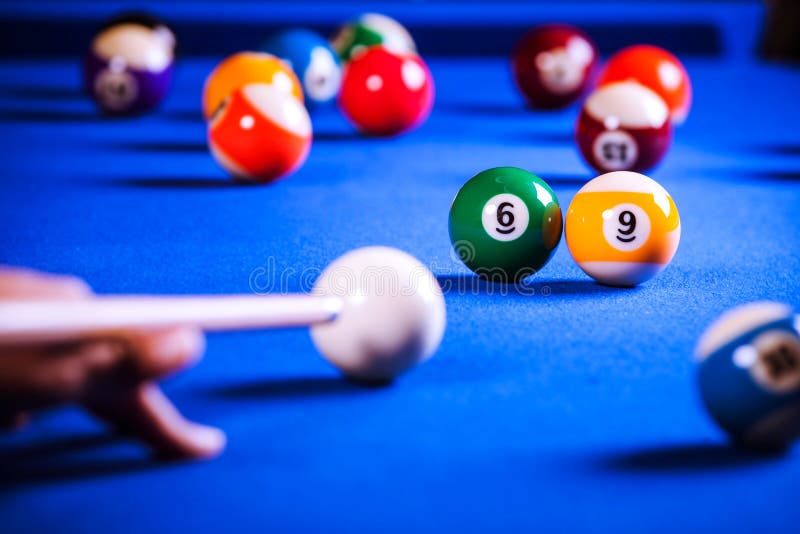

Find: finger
0;340;127;409
0;267;92;299
122;327;205;382
87;383;226;460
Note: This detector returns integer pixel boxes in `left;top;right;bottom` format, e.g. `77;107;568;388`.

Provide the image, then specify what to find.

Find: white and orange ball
207;83;312;183
576;81;672;174
565;171;680;287
202;51;304;120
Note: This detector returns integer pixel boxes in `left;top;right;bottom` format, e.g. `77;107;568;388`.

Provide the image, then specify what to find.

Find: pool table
1;1;799;531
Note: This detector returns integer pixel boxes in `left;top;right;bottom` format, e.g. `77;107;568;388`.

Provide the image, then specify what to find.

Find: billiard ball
207;83;312;183
511;24;598;109
84;23;174;115
599;45;692;124
331;12;416;62
202;52;304;120
448;167;562;283
576;81;672;174
338;47;434;137
564;171;680;287
696;302;800;451
98;11;176;55
261;29;342;107
311;246;446;381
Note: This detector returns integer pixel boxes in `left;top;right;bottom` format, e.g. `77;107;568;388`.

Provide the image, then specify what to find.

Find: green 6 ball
448;167;562;283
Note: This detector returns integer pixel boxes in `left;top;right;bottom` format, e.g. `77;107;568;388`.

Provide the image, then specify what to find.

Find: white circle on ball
239;115;255;130
536;46;586;95
602;203;651;252
366;74;383;91
94;69;138;110
593;129;639;171
749;330;800;394
481;193;529;242
303;47;341;102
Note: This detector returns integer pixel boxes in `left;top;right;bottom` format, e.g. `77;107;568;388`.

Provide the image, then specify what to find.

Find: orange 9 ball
598;45;692;125
338;47;434;137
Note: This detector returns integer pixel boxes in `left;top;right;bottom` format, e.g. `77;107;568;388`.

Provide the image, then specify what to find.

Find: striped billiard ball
448;167;562;283
331;13;416;62
696;302;800;451
565;171;680;287
261;29;342;107
84;22;174;115
202;52;304;120
207;83;312;183
576;81;672;174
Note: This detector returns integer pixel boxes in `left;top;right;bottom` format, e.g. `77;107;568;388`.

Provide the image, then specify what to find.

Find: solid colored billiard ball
511;23;597;109
202;52;303;119
599;45;692;124
331;13;416;62
565;171;680;286
576;81;672;174
311;246;446;382
338;47;434;137
449;167;562;283
207;83;312;183
261;29;342;107
84;23;174;115
696;302;800;451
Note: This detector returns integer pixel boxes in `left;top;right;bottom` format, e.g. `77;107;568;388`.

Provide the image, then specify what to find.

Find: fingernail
188;424;227;459
156;328;206;366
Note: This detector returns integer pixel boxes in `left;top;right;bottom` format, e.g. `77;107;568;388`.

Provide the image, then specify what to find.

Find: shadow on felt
160;109;203;122
435;274;628;297
108;176;251;189
0;85;83;101
707;168;800;183
0;433;160;490
746;143;800;157
598;442;786;473
313;130;362;142
119;141;208;153
208;375;391;401
0;108;102;123
438;101;528;117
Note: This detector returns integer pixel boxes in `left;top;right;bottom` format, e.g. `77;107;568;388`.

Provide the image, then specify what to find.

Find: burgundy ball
84;23;174;116
576;81;672;174
511;24;597;109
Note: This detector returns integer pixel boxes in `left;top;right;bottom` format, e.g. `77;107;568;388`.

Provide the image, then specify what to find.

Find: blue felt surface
2;26;800;534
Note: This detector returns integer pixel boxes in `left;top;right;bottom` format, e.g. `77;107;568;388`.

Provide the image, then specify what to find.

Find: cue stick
0;295;343;346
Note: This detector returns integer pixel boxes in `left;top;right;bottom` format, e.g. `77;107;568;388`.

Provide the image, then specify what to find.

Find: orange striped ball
202;51;304;119
207;83;312;183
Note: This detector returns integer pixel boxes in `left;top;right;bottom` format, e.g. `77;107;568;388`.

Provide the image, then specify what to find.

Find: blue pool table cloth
1;1;800;531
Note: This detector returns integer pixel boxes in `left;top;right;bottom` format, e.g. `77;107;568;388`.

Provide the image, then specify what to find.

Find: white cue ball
310;246;446;381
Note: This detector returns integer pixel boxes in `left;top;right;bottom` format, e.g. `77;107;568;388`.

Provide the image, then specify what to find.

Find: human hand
0;267;225;459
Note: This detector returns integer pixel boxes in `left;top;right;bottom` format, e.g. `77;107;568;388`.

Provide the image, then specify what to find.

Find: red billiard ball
599;45;692;124
338;47;434;137
575;81;672;174
511;24;598;109
207;83;312;183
